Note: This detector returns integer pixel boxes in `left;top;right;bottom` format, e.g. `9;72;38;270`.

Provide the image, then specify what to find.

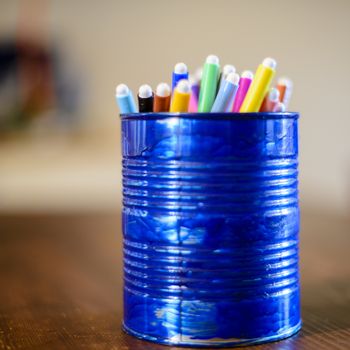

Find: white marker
277;77;293;109
273;101;286;112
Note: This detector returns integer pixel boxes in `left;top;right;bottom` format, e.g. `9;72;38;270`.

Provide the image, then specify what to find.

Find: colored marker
193;68;203;100
218;64;236;90
260;87;280;112
211;72;240;112
273;101;286;112
115;84;137;114
232;70;253;112
138;84;153;112
188;75;199;112
198;55;220;112
170;79;191;112
154;83;171;112
240;57;277;112
277;77;293;109
172;62;188;91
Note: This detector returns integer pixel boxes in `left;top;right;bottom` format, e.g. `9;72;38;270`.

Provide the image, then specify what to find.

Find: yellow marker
240;57;277;112
170;79;191;112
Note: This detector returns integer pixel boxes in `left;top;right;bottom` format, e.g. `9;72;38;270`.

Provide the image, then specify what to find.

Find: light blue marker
172;62;189;91
115;84;137;114
211;72;240;112
219;64;236;90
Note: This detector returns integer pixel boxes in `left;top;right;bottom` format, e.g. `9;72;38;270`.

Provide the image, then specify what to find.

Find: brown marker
154;83;171;112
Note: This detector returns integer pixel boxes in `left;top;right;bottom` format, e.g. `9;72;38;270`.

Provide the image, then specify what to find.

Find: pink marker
188;75;199;112
232;70;253;112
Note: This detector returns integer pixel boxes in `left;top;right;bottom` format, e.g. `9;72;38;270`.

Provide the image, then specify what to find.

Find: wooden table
0;210;349;349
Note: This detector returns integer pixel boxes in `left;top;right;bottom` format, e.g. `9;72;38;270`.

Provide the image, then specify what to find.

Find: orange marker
154;83;171;112
276;77;293;109
260;88;279;112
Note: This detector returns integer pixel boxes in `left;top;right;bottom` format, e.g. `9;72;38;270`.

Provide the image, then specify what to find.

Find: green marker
198;55;220;112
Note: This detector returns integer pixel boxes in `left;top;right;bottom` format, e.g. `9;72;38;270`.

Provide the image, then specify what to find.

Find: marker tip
116;84;129;96
138;84;153;98
262;57;277;69
206;55;220;65
176;79;191;94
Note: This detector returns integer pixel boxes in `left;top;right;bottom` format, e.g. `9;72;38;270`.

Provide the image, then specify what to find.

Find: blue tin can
121;112;301;347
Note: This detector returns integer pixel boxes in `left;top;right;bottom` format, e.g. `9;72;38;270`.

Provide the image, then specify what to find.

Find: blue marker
211;72;240;112
115;84;137;114
172;62;188;91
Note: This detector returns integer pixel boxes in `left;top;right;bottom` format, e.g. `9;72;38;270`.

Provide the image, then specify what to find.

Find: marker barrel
232;76;252;112
240;62;276;112
191;83;200;100
188;92;198;112
170;81;191;113
138;94;154;113
116;92;137;114
198;62;220;112
154;96;170;112
260;89;279;112
277;80;293;109
121;112;301;347
172;71;189;91
211;78;239;112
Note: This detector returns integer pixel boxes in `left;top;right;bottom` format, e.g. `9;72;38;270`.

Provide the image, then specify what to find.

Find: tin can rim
120;112;299;121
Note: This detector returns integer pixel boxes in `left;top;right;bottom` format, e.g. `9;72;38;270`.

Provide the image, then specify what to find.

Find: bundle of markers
115;55;293;114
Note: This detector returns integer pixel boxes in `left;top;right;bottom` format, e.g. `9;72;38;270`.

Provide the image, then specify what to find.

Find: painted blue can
121;112;301;347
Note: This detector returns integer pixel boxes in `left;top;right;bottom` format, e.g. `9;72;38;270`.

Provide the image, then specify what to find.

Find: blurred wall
0;0;349;215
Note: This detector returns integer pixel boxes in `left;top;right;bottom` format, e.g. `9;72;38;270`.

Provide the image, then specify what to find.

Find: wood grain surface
0;209;349;349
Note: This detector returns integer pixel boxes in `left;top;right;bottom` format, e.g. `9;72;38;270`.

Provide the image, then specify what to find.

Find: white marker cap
156;82;171;97
176;79;191;94
241;70;254;79
262;57;277;70
189;74;197;86
174;62;188;74
273;102;286;112
116;84;129;97
226;72;240;85
278;77;293;88
195;67;203;80
268;88;280;102
206;54;220;65
138;84;153;98
223;64;236;76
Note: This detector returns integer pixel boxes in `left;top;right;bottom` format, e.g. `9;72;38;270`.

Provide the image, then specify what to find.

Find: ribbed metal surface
121;113;301;347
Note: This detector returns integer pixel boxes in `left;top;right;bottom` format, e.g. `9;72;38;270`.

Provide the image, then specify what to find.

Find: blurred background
0;0;349;217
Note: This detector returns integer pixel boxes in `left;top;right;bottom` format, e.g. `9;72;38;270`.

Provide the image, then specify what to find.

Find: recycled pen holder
121;112;301;347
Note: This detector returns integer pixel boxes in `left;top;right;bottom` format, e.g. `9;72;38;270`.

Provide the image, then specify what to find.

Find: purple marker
232;70;253;112
192;67;202;100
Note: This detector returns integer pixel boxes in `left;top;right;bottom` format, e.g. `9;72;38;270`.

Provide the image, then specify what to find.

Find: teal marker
198;55;220;112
